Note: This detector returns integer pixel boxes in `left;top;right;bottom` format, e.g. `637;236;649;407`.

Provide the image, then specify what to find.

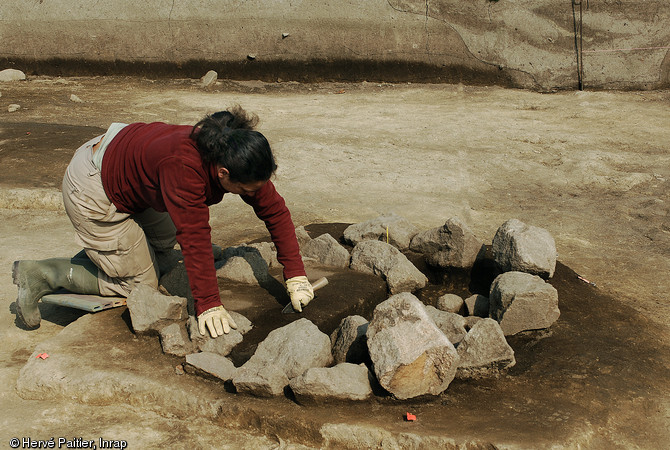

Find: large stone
159;322;196;356
330;315;369;364
246;242;280;268
302;233;351;268
232;364;288;397
366;293;459;399
343;213;418;250
436;293;464;314
0;68;26;81
186;312;252;357
184;351;237;382
350;240;427;294
465;294;490;318
289;363;373;404
492;218;557;278
456;318;516;379
216;254;271;285
489;271;560;336
126;284;188;334
233;318;333;396
409;217;484;269
424;306;467;345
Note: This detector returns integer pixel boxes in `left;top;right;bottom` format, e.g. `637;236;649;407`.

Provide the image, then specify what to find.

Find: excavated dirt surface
1;78;669;448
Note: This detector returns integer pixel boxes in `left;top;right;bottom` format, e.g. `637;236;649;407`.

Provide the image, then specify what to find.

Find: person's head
191;105;277;195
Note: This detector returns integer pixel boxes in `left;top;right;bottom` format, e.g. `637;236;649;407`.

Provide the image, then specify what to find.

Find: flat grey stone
350;240;427;294
232;364;288;397
289;363;373;404
424;305;467;345
302;233;351;267
126;284;188;334
489;271;560;336
436;293;464;314
185;351;237;381
216;254;271;285
366;293;459;399
456;318;516;379
159;322;196;356
330;315;369;364
409;217;484;269
246;242;280;268
233;318;333;397
343;213;418;250
465;294;490;318
186;312;251;357
492;218;557;278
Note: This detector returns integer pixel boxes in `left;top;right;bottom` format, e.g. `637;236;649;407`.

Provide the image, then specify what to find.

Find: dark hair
191;105;277;183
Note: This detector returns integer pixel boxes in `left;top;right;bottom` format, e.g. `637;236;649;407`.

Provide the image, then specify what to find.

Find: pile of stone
125;214;559;402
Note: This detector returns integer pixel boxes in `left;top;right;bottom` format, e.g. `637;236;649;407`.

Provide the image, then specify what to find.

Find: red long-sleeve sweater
101;122;305;315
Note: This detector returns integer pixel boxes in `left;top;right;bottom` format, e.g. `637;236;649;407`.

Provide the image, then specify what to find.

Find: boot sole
13;260;41;330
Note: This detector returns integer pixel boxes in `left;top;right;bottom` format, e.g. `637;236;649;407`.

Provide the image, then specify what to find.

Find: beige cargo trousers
62;136;177;297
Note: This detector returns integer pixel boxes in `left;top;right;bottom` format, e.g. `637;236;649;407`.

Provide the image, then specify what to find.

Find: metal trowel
282;276;329;314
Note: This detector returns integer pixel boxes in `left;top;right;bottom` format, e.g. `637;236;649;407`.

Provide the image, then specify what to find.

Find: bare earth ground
0;77;669;448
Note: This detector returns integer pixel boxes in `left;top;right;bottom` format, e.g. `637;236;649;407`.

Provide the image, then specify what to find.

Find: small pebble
8;104;20;112
175;364;185;375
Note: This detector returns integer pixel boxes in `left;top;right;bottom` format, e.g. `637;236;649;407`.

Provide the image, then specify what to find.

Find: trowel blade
282;302;298;314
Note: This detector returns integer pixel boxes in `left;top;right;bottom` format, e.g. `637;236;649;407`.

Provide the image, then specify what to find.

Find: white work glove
198;305;238;338
286;275;314;312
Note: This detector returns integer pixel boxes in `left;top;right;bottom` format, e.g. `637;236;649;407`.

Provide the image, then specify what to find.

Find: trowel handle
311;277;329;291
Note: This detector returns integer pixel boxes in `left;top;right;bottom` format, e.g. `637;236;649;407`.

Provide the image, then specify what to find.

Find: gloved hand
286;275;314;312
198;305;238;338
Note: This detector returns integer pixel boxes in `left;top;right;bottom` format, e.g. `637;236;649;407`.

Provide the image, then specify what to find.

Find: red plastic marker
405;412;416;421
36;353;49;360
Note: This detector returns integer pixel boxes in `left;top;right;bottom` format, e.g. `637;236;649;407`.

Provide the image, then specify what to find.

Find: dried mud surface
0;77;668;448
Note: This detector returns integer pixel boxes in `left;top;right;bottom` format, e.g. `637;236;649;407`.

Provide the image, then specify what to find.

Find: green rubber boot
12;257;100;329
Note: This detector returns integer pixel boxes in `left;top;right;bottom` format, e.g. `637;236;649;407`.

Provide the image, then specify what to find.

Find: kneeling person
13;106;314;336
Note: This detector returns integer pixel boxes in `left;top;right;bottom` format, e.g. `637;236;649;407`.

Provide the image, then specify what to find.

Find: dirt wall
0;0;668;90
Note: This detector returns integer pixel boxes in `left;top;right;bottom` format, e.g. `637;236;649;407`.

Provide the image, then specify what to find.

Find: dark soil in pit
212;223;669;445
0;122;105;188
224;222;500;367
